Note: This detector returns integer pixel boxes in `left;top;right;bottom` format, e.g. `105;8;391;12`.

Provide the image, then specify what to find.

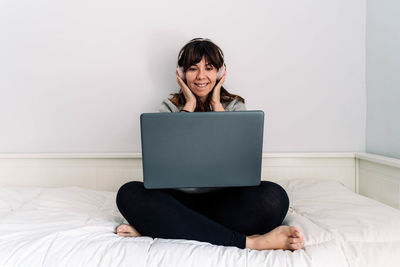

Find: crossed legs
116;181;304;250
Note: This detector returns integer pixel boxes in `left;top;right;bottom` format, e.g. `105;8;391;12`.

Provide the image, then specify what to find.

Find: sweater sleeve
224;98;247;111
159;97;246;113
159;98;181;113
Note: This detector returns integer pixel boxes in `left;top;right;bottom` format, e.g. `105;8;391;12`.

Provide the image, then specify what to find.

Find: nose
196;68;206;80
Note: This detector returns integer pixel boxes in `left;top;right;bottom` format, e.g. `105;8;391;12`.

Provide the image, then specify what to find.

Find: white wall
0;0;366;153
366;0;400;160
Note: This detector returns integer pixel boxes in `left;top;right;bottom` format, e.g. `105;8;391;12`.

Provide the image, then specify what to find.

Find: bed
1;178;400;267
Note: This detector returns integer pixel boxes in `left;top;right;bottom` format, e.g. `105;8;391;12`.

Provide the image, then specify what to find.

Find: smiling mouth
194;83;209;88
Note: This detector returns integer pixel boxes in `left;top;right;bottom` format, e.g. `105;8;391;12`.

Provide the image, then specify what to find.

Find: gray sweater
158;97;247;194
159;98;246;113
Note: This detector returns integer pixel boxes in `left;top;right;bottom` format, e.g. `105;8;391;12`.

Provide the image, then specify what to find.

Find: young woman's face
185;57;218;101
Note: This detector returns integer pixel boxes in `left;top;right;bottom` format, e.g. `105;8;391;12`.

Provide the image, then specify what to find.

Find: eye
187;67;197;71
206;66;214;71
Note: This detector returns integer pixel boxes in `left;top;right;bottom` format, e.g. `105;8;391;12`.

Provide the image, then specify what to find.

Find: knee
116;181;146;208
118;181;145;195
258;181;289;213
240;181;290;234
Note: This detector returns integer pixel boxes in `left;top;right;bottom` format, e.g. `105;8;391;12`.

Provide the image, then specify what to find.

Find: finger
176;75;189;92
175;71;186;85
218;72;226;84
221;70;227;81
176;72;184;85
215;75;226;90
176;70;182;79
176;70;187;83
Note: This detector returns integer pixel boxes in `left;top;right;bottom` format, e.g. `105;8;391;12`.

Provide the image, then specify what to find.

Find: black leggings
116;181;289;249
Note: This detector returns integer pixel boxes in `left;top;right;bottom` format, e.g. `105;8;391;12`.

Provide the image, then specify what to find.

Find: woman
116;38;305;250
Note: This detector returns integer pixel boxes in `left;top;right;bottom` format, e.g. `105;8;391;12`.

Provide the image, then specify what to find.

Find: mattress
0;179;399;267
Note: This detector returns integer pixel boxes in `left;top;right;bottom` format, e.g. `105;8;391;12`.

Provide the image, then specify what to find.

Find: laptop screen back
140;110;264;189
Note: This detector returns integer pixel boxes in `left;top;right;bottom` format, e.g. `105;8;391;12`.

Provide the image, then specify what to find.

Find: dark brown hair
169;38;245;112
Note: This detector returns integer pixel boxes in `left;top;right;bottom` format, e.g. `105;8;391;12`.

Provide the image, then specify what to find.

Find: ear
177;67;186;80
216;64;226;80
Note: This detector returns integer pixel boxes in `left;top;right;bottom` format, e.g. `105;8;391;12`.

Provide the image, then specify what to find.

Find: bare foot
115;224;141;237
246;225;305;251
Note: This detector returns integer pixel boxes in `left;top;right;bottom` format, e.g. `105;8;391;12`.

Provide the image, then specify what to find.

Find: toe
289;242;303;250
117;232;129;237
117;231;139;237
116;224;131;233
290;226;303;238
289;237;302;244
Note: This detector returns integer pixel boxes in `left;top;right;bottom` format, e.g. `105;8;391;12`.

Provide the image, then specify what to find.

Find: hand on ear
176;70;196;105
211;70;226;108
176;67;185;80
216;64;226;80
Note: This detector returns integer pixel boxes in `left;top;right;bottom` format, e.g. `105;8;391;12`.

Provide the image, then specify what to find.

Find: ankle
245;235;259;250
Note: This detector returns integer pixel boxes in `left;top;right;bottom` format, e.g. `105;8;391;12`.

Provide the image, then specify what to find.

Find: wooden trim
263;152;355;158
0;153;357;193
0;153;142;159
355;158;360;194
357;153;400;209
0;152;355;159
1;152;399;209
355;152;400;169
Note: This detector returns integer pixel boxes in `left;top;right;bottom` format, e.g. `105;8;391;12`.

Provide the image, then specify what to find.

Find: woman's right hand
176;70;196;111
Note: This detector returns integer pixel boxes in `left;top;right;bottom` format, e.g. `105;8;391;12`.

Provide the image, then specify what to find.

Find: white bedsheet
0;180;399;267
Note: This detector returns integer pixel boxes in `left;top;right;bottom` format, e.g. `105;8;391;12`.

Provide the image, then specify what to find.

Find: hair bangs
179;41;224;71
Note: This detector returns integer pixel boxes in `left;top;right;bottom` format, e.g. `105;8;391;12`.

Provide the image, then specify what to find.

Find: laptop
140;110;264;189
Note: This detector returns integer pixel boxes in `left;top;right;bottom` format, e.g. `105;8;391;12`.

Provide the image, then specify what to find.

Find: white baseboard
0;153;356;193
261;153;356;191
356;153;400;209
1;152;398;209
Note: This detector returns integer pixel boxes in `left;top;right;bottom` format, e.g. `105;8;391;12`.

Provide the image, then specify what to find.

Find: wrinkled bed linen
0;179;399;267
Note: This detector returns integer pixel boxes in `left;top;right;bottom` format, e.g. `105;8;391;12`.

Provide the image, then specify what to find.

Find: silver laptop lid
140;110;264;189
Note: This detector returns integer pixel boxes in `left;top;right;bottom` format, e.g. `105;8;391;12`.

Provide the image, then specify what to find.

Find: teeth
196;83;207;87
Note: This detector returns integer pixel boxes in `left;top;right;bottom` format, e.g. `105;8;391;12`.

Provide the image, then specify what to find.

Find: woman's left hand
210;71;226;111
